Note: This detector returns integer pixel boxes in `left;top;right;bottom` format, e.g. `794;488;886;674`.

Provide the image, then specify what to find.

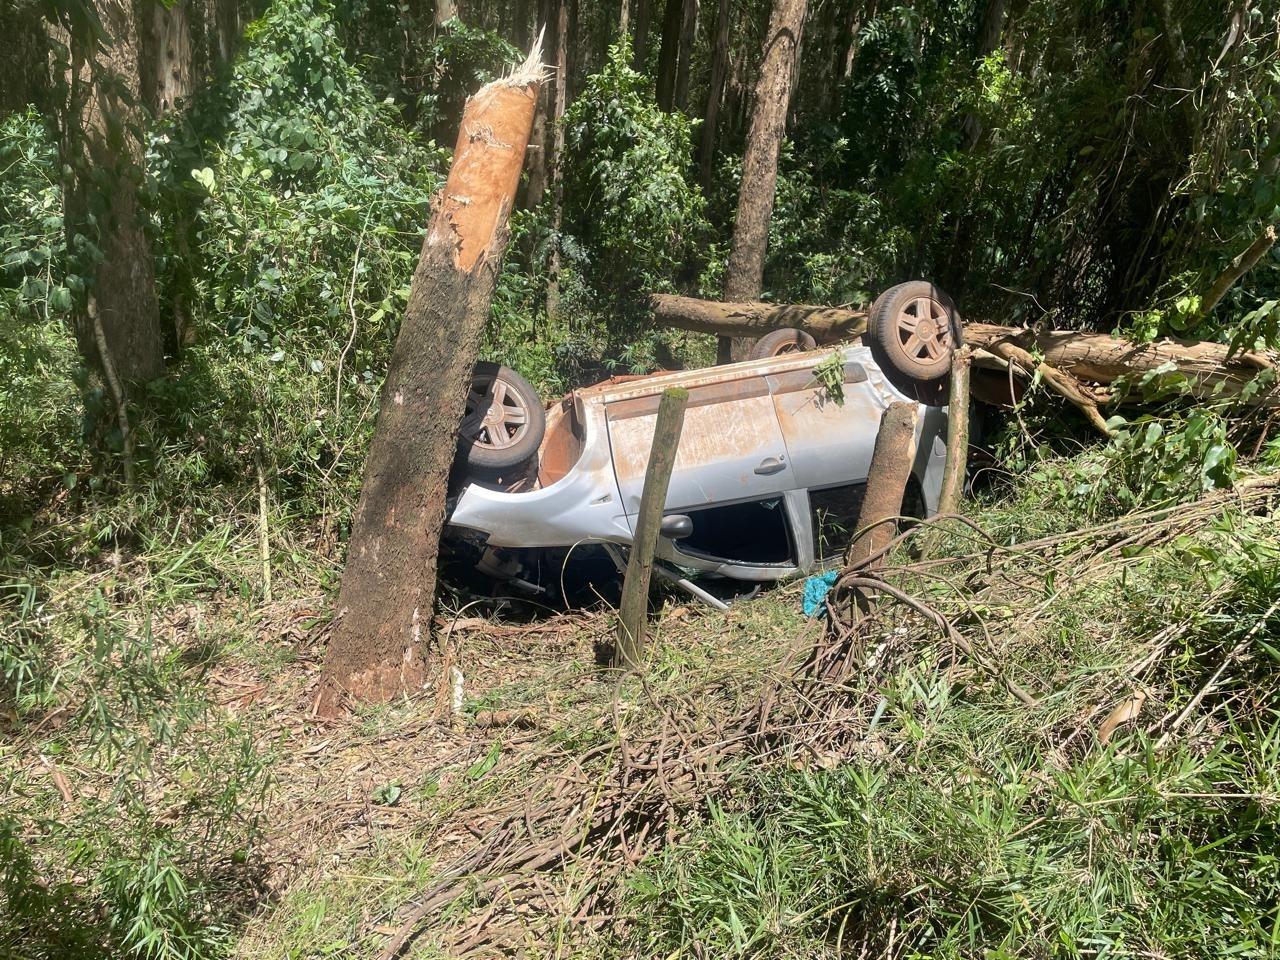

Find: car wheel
868;281;962;401
749;327;818;360
457;362;546;472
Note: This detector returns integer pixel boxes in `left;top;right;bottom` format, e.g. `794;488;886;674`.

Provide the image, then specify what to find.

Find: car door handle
754;456;786;475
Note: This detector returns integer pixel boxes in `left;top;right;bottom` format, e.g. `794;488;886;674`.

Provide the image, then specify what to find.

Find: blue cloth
802;570;839;618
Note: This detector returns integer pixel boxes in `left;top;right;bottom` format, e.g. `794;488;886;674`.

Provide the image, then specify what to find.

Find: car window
810;483;866;562
676;497;794;566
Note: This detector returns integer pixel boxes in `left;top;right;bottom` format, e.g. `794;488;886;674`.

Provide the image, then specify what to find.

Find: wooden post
615;388;689;670
845;402;920;572
937;346;971;517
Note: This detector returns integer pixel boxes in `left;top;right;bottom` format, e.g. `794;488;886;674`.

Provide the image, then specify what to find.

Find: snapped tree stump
317;50;546;716
845;402;920;573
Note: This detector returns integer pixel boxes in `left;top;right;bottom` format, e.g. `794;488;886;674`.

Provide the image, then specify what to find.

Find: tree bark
721;0;808;361
521;0;555;210
435;0;458;26
964;322;1277;408
937;346;971;516
652;292;867;339
697;0;731;189
673;0;698;111
316;57;543;716
845;402;919;571
632;0;652;68
58;0;165;386
213;0;241;66
143;0;193;115
545;0;568;318
655;0;684;111
842;0;873;82
619;0;631;38
615;387;689;670
0;1;49;115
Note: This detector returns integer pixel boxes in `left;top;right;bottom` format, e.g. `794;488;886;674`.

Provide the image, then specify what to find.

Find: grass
3;458;1280;959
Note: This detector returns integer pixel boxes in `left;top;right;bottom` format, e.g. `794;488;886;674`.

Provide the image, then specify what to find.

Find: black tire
868;280;963;405
749;327;818;360
457;362;546;472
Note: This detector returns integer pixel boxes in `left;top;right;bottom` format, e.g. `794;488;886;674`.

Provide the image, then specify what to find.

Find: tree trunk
697;0;731;188
514;0;531;50
59;1;165;386
652;293;867;339
963;322;1278;408
566;0;580;100
960;0;1007;147
619;0;631;38
545;0;568;318
845;402;919;570
673;0;698;111
143;0;193;115
655;0;684;110
721;0;808;362
842;0;873;81
521;0;555;211
213;0;241;66
316;58;543;716
436;0;458;25
649;293;1280;409
632;0;651;68
1193;225;1278;325
0;1;49;115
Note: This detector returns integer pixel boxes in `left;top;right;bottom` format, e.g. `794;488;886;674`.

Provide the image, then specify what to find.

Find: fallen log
962;323;1276;408
651;293;866;340
651;294;1278;409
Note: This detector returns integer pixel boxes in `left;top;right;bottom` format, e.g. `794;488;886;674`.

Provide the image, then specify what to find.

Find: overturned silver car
446;282;962;604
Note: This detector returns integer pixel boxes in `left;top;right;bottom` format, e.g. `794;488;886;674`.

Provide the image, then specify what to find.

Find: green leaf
372;782;401;806
49;286;73;313
191;167;216;191
466;740;502;781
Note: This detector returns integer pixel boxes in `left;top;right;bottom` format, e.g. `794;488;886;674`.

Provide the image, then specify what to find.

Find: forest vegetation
3;0;1280;957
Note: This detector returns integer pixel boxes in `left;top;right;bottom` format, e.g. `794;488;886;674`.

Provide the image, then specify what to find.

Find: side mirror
660;514;693;540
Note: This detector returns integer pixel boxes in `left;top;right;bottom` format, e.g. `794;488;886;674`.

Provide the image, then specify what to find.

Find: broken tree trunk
650;294;1278;408
316;52;544;717
963;323;1276;409
845;402;919;572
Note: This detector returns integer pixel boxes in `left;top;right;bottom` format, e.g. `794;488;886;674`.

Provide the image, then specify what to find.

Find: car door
605;374;797;517
766;349;886;491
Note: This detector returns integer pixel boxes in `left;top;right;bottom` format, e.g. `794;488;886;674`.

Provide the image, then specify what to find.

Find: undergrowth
628;471;1280;959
